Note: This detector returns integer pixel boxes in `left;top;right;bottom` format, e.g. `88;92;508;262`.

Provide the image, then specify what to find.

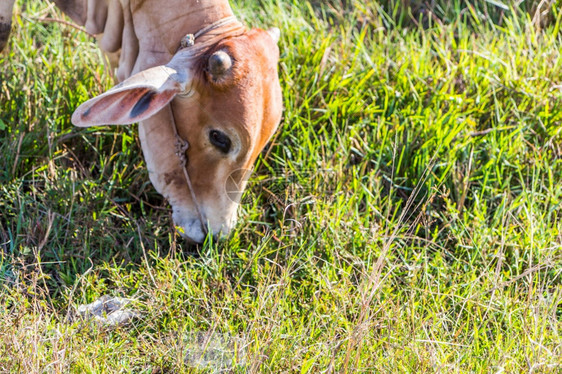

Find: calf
1;0;283;243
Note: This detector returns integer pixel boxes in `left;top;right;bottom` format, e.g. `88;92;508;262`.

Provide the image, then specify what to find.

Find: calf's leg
0;0;16;52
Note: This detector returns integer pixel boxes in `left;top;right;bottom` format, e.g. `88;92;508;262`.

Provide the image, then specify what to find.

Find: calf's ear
72;65;191;127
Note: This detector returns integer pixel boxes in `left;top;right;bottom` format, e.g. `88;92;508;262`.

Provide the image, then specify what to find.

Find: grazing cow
1;0;283;244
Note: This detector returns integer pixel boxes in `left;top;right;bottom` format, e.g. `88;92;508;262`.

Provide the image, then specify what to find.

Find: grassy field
1;0;562;372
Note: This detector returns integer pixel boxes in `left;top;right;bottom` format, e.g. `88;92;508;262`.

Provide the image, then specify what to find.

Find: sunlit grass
1;0;561;372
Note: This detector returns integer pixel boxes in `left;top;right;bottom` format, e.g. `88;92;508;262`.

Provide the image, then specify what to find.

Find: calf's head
72;28;283;243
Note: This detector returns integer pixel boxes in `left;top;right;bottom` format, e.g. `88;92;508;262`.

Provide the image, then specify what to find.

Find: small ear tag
180;34;195;49
174;137;189;167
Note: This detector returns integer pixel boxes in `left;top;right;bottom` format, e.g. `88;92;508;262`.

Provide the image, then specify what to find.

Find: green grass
1;0;562;372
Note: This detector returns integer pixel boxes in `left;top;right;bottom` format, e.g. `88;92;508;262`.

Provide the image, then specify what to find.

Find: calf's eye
209;130;231;154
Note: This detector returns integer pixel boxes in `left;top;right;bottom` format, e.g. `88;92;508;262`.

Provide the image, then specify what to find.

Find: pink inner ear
72;87;178;127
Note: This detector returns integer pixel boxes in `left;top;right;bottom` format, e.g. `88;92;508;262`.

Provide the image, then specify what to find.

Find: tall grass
1;0;561;372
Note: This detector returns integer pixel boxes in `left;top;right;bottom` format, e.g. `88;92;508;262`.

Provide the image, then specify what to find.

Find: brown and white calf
1;0;283;243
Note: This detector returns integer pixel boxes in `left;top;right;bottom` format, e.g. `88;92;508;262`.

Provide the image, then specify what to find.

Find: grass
1;0;562;372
